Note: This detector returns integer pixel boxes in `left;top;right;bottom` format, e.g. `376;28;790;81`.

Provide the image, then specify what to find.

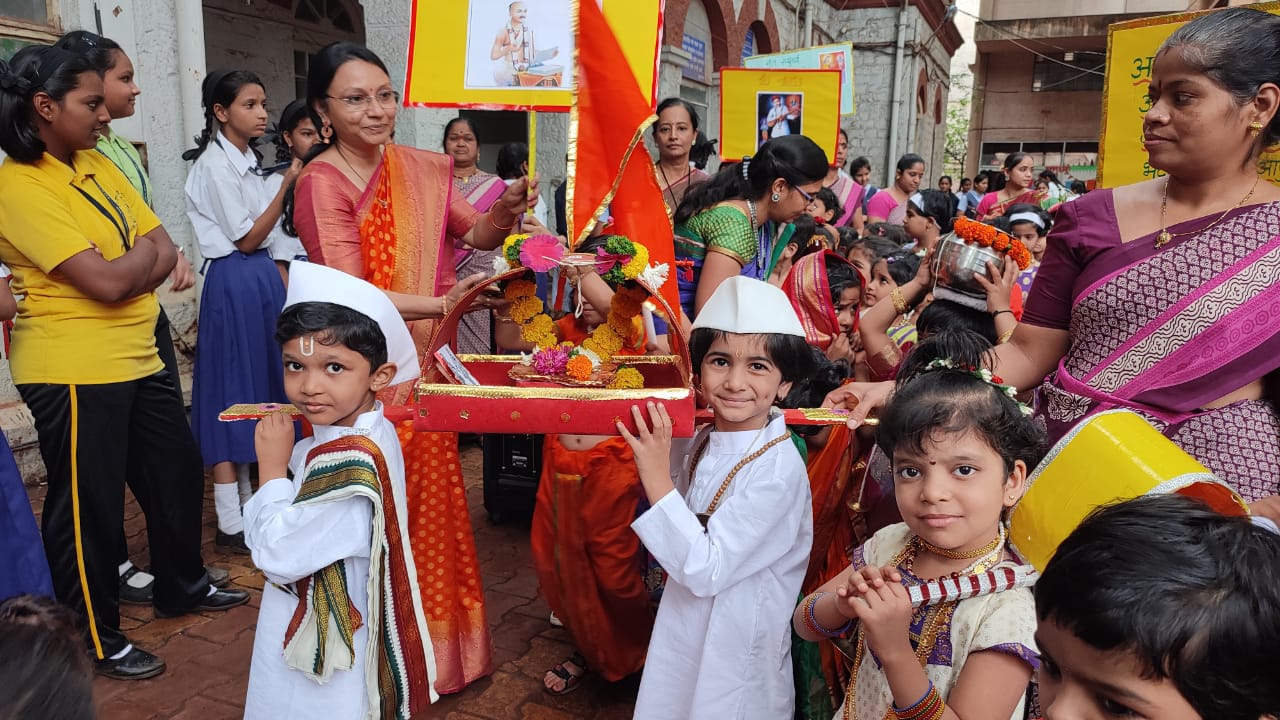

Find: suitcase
481;433;543;525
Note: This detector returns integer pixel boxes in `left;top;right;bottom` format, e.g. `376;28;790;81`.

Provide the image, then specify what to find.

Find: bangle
893;681;945;720
440;295;452;317
891;287;911;316
488;212;515;232
801;592;853;638
991;309;1013;318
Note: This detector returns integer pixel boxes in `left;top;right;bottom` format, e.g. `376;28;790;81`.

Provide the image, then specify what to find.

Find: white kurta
631;413;813;720
242;403;409;719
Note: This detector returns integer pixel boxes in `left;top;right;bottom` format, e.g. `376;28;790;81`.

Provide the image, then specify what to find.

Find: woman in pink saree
823;129;864;233
289;42;538;693
831;8;1280;523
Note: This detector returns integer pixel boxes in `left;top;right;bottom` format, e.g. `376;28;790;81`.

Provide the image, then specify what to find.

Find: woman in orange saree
289;42;538;694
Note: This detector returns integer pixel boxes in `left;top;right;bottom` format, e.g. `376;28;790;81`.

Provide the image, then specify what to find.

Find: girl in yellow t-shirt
0;44;247;680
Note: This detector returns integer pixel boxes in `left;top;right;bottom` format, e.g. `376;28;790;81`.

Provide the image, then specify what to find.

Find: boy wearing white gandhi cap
243;262;436;720
620;276;817;719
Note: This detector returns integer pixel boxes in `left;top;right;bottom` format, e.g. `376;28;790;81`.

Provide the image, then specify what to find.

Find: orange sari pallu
294;144;494;694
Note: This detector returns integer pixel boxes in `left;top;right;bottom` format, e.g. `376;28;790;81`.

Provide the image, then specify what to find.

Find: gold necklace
842;534;1004;719
915;530;1003;560
1156;175;1258;248
336;144;372;187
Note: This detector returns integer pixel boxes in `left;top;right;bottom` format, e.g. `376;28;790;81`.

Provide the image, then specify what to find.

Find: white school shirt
631;412;813;720
242;402;411;719
184;130;274;260
262;171;308;263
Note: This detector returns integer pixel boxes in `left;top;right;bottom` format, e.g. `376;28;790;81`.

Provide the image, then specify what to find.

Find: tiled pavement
27;445;639;719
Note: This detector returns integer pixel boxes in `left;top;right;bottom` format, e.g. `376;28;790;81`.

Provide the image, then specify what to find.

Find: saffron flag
568;0;680;321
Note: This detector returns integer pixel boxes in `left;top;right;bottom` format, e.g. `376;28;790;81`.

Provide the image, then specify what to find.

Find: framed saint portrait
407;0;663;111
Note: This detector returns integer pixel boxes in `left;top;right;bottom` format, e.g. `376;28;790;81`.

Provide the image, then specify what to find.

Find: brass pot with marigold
934;217;1035;297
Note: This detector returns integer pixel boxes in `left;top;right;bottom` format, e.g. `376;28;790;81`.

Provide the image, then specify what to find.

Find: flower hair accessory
952;217;1033;270
741;157;752;180
922;358;1033;415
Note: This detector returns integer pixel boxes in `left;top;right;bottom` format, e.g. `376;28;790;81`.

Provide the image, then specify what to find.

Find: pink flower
518;234;565;273
530;344;570;375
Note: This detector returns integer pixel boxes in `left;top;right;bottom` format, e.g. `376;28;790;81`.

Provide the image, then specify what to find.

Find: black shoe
214;529;250;555
118;565;154;605
206;565;231;588
96;646;166;681
154;587;250;618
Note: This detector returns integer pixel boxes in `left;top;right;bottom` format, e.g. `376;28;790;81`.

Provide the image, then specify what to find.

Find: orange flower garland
953;217;1033;270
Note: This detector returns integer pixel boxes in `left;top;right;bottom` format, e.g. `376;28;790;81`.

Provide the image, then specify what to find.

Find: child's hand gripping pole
617;402;676;505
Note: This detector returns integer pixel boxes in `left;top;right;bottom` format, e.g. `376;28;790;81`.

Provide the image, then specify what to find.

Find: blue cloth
0;432;53;601
191;249;288;465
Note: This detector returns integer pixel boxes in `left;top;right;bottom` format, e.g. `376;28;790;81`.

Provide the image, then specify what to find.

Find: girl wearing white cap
620;276;816;718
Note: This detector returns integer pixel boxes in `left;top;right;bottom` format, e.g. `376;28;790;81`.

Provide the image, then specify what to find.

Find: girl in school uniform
184;69;299;551
264;98;321;285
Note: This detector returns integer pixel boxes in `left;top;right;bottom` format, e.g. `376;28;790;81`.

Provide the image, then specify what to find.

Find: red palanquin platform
411;268;695;437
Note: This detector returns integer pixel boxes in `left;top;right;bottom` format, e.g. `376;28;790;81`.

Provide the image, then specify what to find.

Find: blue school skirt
191;249;287;466
0;431;53;601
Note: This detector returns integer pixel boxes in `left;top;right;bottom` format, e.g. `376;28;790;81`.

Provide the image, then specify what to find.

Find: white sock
236;464;253;505
109;643;133;661
214;482;244;534
118;560;155;588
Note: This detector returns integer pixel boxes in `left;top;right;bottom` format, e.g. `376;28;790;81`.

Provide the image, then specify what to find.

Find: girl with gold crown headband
795;330;1044;720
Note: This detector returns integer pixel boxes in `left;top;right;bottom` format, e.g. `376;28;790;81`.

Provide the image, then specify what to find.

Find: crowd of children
0;13;1278;720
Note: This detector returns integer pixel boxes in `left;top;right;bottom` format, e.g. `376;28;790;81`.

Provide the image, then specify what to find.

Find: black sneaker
154;587;251;618
118;565;154;606
214;529;250;555
96;646;166;681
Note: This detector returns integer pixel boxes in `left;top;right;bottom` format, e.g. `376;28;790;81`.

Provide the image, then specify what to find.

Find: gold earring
1250;121;1264;138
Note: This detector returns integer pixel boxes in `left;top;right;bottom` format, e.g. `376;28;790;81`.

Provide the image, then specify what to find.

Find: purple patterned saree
1023;189;1280;502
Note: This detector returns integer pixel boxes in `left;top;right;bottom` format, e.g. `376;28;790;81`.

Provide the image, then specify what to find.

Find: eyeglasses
791;183;817;205
325;90;401;111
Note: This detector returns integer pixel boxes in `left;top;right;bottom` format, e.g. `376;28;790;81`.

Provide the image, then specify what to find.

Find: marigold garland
952;217;1033;270
608;366;644;390
499;235;651;386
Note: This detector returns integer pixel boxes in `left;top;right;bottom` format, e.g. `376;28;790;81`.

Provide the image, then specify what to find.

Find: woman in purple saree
1022;190;1280;502
1004;7;1280;517
828;7;1280;523
445;117;508;354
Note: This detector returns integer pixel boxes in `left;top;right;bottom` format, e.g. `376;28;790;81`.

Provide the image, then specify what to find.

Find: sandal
543;652;588;695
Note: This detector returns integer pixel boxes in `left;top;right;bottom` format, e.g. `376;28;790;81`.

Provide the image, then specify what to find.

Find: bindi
298;336;315;356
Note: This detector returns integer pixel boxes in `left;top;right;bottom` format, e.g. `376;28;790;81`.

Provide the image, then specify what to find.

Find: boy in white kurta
243;262;435;719
620;277;817;719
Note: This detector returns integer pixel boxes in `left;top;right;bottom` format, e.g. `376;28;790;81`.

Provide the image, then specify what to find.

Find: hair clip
921;358;1033;415
741;157;752;180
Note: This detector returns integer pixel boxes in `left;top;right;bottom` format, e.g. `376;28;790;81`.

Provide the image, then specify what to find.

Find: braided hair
182;69;264;162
